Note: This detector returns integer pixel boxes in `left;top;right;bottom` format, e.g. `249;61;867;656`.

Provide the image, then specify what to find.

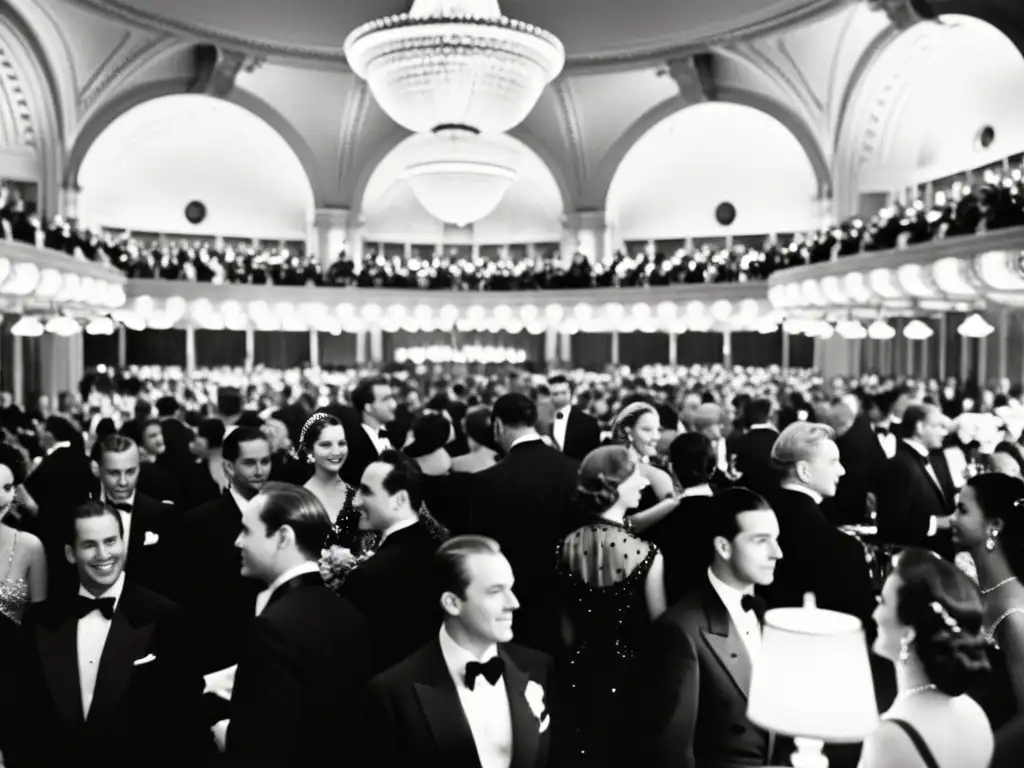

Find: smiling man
11;501;207;768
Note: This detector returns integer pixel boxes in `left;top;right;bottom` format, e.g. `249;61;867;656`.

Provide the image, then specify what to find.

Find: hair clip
931;601;961;634
1013;498;1024;510
299;412;331;446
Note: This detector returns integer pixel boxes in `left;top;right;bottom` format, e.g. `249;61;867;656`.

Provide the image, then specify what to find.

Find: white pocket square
538;714;550;734
144;531;159;546
133;653;156;666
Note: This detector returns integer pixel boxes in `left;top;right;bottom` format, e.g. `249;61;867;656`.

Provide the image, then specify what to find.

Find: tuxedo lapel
698;583;753;698
502;650;541;768
264;571;324;611
413;642;481;768
35;611;84;726
86;586;156;729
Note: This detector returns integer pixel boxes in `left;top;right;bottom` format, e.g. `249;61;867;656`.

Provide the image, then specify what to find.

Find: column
403;242;413;264
575;210;608;266
39;334;84;405
471;242;481;263
310;207;351;271
921;329;930;379
937;315;947;380
959;332;971;384
544;327;558;366
978;325;989;386
560;213;579;268
815;195;835;236
610;330;620;367
369;326;384;365
722;330;733;368
997;309;1009;381
355;330;367;366
668;332;678;367
558;332;572;367
781;331;791;369
309;328;320;368
347;223;365;270
905;327;915;378
11;335;23;407
60;184;81;222
185;326;196;376
244;327;255;372
525;243;537;264
117;325;127;368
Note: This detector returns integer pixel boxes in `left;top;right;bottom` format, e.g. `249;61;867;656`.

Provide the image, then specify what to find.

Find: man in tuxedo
341;449;441;673
178;427;271;675
339;376;398;487
223;483;372;764
358;535;557;768
762;423;876;629
729;397;779;497
821;400;887;527
84;435;174;599
468;393;579;653
876;403;956;559
638;488;781;768
9;501;208;768
548;374;600;461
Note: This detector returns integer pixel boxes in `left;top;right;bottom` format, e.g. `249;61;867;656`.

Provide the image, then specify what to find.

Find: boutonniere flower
319;545;374;591
144;531;159;546
524;680;549;732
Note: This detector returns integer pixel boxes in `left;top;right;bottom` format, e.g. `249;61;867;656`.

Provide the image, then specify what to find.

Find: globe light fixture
404;127;519;226
345;0;565;135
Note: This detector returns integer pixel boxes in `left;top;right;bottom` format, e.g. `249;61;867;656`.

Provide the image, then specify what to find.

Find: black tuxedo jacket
638;578;773;768
358;638;557;768
227;571;372;766
9;581;210;768
178;492;263;673
761;488;876;631
340;522;441;673
468;440;579;652
824;415;888;526
557;408;600;461
876;441;956;557
730;427;780;497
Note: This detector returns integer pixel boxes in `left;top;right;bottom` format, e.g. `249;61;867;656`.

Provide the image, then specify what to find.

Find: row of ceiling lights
783;313;995;341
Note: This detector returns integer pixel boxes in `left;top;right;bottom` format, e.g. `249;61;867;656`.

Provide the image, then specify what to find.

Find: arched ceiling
63;0;843;67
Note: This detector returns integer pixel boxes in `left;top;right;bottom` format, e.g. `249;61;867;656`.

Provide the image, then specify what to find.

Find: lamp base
790;737;828;768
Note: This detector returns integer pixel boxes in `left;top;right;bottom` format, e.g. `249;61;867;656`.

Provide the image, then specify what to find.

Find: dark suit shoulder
369;639;440;690
183;493;235;525
121;580;183;622
503;642;551;672
260;583;365;627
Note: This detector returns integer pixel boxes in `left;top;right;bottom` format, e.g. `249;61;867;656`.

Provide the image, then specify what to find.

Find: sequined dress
0;530;29;626
555;520;658;768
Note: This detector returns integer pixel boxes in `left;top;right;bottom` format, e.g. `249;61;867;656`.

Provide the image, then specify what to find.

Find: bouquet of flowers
319;544;374;592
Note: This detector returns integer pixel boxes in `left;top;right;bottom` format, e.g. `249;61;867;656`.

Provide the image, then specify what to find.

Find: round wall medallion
715;202;736;226
976;126;996;151
185;200;207;225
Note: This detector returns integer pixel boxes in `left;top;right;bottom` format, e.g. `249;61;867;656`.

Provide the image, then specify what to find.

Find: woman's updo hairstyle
0;441;27;485
894;548;991;696
575;445;636;516
463;406;495;450
298;412;343;459
967;473;1024;543
608;401;658;448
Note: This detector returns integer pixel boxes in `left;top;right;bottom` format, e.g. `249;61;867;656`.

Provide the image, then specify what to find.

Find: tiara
299;412;332;446
930;601;961;634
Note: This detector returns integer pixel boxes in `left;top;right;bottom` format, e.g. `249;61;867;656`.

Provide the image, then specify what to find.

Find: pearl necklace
981;576;1019;595
896;683;938;701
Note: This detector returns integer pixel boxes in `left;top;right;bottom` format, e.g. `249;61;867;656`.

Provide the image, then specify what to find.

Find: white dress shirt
707;568;761;664
552;406;571;451
362;423;392;455
254;561;320;616
100;489;136;550
229;486;250;515
77;572;126;718
902;439;943;537
438;625;513;768
509;434;543;450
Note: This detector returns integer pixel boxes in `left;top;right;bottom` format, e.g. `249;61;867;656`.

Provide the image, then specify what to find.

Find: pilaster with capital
309;207;352;271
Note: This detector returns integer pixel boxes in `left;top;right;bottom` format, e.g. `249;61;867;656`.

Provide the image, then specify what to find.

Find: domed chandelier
345;0;564;226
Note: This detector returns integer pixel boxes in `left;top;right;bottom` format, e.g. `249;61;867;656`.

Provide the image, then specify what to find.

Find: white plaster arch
360;134;565;244
607;101;820;240
78;93;316;238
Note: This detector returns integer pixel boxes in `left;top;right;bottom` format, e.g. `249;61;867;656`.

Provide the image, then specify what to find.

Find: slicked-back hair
706;487;774;561
903;403;935;439
353;376;389;414
374;449;424;511
434;535;503;599
66;499;124;546
492;393;537;429
223;427;270;463
254;482;331;560
667;432;715;488
770;422;836;472
97;434;137;462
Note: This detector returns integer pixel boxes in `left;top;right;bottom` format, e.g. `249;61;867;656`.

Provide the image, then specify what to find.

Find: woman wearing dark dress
556;445;667;768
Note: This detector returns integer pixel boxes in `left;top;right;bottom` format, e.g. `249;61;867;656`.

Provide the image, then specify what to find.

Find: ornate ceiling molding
0;40;36;145
78;32;177;115
337;81;369;189
553;80;586;195
189;44;264;98
66;0;849;72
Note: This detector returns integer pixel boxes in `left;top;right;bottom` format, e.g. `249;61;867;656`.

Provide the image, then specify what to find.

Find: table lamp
747;594;879;768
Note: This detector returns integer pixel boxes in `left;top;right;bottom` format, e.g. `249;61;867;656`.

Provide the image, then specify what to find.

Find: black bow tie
378;428;389;440
741;594;767;623
875;425;889;436
76;595;116;620
113;503;132;513
465;657;505;690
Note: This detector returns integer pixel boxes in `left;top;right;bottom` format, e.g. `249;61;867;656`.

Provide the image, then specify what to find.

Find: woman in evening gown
556;445;667;768
607;401;679;534
0;442;46;627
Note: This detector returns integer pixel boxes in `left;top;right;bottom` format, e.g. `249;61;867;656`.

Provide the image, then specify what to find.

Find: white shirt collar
439;624;499;688
781;482;824;505
902;438;929;458
556;405;571;418
262;562;319;600
681;484;714;498
748;423;777;432
229;486;250;513
707;567;753;610
381;516;418;544
509;433;542;450
46;441;72;457
78;571;126;610
100;489;136;507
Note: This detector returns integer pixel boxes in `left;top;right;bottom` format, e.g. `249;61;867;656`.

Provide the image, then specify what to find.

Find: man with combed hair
762;422;875;628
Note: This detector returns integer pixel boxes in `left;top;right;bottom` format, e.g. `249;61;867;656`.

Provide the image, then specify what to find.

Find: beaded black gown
555;519;658;768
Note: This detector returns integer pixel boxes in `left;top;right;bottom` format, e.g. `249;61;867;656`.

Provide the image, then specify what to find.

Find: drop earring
306;454;315;464
898;635;911;664
986;528;1000;552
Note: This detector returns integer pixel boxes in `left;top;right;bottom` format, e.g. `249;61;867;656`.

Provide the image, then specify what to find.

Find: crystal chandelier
345;0;565;135
404;127;519;226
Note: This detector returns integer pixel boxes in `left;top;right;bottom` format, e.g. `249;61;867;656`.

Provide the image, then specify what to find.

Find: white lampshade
835;319;867;340
957;312;995;338
10;315;44;337
747;605;878;743
903;319;934;340
867;320;896;340
44;316;81;336
85;316;115;336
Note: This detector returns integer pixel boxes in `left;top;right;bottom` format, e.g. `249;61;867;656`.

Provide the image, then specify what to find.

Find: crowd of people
3;167;1023;292
0;361;1022;767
